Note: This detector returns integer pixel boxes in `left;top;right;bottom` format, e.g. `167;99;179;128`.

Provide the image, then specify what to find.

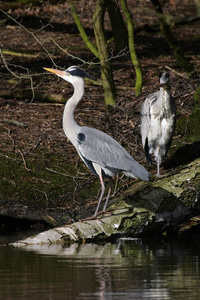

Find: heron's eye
66;72;70;76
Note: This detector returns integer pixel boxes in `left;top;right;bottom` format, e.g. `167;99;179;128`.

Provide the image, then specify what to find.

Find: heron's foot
155;173;167;180
82;215;97;221
81;210;112;221
155;175;161;181
96;210;112;217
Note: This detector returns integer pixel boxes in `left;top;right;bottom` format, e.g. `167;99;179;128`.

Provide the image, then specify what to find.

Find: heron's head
159;72;170;87
43;66;93;84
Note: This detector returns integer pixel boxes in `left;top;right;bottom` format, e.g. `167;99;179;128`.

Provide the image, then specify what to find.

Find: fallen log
10;158;200;247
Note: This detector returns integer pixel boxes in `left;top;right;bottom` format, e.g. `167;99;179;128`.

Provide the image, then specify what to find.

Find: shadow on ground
163;141;200;169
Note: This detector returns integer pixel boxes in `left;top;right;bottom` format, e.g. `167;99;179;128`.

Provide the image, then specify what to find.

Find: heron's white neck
62;77;85;147
160;86;171;111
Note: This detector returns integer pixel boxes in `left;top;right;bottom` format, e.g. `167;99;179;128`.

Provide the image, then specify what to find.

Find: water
0;232;200;300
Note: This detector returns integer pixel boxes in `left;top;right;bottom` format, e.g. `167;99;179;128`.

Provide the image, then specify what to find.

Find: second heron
140;72;176;177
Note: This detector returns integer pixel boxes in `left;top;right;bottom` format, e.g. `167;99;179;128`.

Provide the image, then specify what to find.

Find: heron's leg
93;174;105;217
96;178;113;217
156;147;161;178
102;178;113;212
112;174;119;196
82;174;105;221
156;160;160;178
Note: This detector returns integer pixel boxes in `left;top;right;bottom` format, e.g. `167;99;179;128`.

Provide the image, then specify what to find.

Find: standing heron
140;72;176;177
44;65;150;219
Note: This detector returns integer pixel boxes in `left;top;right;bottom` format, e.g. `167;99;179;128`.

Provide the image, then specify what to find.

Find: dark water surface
0;232;200;300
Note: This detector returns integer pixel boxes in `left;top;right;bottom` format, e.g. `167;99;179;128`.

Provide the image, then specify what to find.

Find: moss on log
176;109;200;142
10;158;200;247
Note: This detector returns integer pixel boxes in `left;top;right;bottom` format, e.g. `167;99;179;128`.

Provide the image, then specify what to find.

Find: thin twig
0;9;55;65
45;37;130;66
33;188;49;204
0;153;17;161
2;118;26;127
25;138;42;156
18;149;30;171
165;65;188;79
0;47;35;101
45;167;86;180
6;128;15;150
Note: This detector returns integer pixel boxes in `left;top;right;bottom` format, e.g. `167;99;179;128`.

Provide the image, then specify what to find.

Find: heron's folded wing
76;127;150;181
77;127;132;170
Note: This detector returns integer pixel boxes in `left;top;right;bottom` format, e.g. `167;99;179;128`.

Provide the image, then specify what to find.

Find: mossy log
10;158;200;247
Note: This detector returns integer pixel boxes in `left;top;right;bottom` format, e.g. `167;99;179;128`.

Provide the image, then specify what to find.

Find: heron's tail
144;137;152;165
124;160;151;182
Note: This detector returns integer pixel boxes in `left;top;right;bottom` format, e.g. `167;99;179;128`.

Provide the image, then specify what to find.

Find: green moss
120;209;150;232
0;148;100;210
181;174;200;207
176;117;187;136
176;109;200;142
188;109;200;137
194;86;200;109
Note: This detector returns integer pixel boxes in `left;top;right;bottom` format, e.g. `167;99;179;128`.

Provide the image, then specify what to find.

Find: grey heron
140;72;176;177
44;65;151;219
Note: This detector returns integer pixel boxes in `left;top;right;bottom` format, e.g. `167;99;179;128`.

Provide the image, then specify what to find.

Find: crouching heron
44;65;151;220
140;72;176;177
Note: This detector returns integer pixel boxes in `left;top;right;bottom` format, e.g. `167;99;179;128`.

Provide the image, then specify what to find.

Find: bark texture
93;0;116;106
121;0;143;96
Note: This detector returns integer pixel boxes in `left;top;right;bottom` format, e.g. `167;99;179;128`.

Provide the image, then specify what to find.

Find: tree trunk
11;158;200;246
68;1;99;58
93;0;116;107
150;0;197;78
121;0;143;96
106;0;128;55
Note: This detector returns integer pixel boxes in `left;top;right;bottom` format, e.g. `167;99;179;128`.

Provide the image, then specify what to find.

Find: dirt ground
0;0;200;229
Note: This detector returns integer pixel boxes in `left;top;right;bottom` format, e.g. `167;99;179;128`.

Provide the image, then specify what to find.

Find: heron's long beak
43;67;66;77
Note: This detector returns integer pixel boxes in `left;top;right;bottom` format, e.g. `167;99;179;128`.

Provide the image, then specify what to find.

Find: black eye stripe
67;68;86;78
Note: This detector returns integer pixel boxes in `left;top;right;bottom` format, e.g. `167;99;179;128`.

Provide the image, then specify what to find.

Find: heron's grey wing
141;92;158;123
140;93;157;141
162;95;177;159
76;127;150;181
77;127;132;168
140;92;158;164
170;96;177;116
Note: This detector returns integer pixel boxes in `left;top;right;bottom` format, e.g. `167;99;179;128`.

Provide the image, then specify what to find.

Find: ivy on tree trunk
68;0;99;58
121;0;143;96
69;0;116;107
93;0;116;107
151;0;197;78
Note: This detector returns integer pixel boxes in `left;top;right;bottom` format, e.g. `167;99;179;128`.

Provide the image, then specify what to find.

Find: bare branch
0;9;55;66
0;48;35;101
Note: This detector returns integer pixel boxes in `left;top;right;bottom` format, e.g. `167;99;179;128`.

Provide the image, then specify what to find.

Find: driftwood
11;158;200;247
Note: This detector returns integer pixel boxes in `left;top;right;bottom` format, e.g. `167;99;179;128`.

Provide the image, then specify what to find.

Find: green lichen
154;159;200;198
176;109;200;142
176;117;187;137
0;148;100;211
188;109;200;138
180;174;200;207
194;85;200;109
120;208;150;233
